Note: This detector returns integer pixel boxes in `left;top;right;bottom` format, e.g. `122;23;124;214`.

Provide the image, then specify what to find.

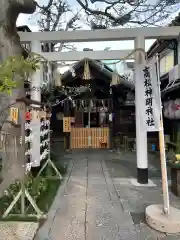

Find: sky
17;0;179;52
16;12;155;51
16;0;179;74
16;12;155;74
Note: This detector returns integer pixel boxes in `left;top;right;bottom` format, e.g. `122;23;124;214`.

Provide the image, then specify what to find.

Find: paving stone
86;155;137;240
49;170;86;240
135;223;165;239
36;150;180;240
0;222;39;240
161;236;180;240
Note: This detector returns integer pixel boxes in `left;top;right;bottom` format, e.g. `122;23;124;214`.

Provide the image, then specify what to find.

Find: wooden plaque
10;107;19;124
63;117;71;132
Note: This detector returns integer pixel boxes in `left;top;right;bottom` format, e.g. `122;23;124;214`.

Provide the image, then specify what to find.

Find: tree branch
36;0;80;51
76;0;179;27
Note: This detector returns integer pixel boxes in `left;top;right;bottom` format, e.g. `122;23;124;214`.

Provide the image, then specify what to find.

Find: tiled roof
16;25;32;32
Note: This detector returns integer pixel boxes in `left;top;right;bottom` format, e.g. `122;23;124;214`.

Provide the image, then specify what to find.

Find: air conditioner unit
169;64;180;83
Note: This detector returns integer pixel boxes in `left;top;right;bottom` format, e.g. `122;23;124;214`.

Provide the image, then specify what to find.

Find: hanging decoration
69;66;76;77
90;100;93;108
83;59;91;80
72;100;76;107
81;100;84;107
99;100;108;126
109;87;112;95
111;70;120;86
54;70;62;87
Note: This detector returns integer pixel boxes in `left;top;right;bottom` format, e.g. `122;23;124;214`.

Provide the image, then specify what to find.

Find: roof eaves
147;12;180;58
16;25;32;32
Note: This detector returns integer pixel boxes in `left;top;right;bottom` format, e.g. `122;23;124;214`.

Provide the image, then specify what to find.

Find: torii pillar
30;40;42;167
135;36;148;184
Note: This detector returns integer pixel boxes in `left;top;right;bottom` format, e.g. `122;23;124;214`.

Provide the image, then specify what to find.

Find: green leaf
0;54;42;93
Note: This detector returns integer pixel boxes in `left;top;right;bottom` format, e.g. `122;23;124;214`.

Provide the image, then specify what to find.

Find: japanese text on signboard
143;66;155;128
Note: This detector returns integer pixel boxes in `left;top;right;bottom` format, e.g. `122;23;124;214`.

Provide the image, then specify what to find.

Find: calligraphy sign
63;117;71;132
10;107;19;124
138;57;161;132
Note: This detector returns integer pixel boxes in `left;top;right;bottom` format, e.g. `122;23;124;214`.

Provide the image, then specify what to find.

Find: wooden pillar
64;100;70;150
108;99;113;149
75;111;84;127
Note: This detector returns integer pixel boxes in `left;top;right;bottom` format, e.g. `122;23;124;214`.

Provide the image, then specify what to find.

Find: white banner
31;120;41;167
138;57;161;132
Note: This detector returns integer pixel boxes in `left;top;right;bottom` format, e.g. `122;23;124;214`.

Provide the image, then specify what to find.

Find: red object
175;104;180;110
26;112;31;120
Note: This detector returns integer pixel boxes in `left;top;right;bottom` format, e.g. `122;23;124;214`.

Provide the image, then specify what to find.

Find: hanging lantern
72;100;76;107
90;100;93;108
26;111;31;121
111;70;120;86
109;87;112;95
83;59;91;80
81;100;84;107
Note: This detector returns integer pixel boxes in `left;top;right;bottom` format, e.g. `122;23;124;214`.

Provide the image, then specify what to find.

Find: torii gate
19;26;180;185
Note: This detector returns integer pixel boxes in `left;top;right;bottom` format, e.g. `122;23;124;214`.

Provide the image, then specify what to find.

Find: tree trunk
0;0;36;198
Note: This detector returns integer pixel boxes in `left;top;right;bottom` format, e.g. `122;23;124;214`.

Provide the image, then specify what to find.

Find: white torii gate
19;26;180;185
19;26;180;233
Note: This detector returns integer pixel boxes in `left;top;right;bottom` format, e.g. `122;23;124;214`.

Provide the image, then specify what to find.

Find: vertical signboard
10;107;19;124
31;110;41;167
138;57;161;132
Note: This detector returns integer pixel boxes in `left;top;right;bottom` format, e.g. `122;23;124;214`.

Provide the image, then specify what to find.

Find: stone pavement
35;149;180;240
0;221;39;240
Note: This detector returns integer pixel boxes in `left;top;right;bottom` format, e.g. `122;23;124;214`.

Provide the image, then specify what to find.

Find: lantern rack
2;97;61;219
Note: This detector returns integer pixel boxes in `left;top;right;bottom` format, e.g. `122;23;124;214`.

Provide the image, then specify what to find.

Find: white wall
178;39;180;64
159;49;174;76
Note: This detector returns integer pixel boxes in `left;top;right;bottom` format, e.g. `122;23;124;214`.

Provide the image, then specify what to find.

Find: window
159;49;174;76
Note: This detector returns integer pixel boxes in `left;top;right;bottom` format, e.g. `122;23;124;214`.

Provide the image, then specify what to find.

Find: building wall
102;60;134;82
178;40;180;64
159;48;174;76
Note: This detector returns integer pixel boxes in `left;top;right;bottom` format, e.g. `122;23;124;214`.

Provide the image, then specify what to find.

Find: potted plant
168;132;180;196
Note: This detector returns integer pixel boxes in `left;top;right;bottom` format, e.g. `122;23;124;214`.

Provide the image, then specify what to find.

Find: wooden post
64;100;70;150
156;54;170;215
20;102;26;216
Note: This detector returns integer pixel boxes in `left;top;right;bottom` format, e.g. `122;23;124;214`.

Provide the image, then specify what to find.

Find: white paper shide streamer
138;57;161;132
31;119;41;167
25;119;50;171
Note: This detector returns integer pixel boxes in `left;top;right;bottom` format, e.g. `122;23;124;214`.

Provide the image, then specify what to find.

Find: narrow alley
35;150;180;240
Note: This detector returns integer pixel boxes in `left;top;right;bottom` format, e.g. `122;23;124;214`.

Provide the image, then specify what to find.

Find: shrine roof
60;58;134;90
16;25;32;32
